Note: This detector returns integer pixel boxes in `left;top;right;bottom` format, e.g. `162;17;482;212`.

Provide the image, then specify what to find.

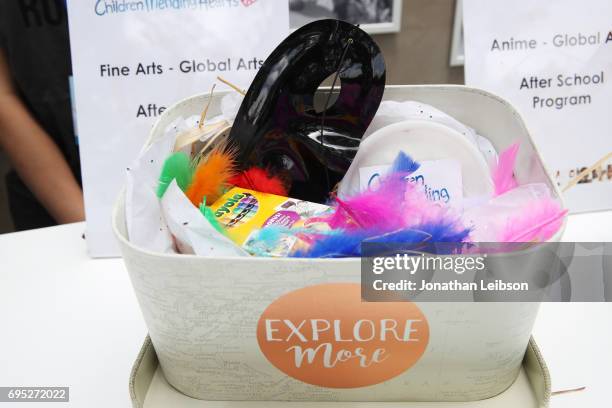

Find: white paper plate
339;120;494;198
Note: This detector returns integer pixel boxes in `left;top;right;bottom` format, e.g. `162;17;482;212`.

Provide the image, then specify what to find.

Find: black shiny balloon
228;19;386;202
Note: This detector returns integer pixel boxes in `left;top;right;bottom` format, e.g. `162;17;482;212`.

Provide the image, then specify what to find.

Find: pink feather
327;174;413;230
493;142;520;196
325;171;468;238
499;198;567;242
402;185;451;227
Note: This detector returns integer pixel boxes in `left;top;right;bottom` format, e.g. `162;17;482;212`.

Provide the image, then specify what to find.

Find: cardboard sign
67;0;288;256
463;0;612;213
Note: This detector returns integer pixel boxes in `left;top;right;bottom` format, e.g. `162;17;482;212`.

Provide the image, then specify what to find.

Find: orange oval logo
257;283;429;388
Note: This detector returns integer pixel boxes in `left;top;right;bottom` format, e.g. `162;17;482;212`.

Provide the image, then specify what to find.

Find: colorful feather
228;167;289;196
185;145;236;206
492;142;520;196
327;152;419;229
157;152;192;198
328;172;467;235
292;220;471;258
391;151;420;174
293;227;436;258
499;198;567;242
329;171;412;230
362;227;470;256
291;156;471;258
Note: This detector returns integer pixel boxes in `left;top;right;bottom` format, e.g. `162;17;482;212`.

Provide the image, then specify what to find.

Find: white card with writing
359;160;464;208
67;0;288;256
463;0;612;213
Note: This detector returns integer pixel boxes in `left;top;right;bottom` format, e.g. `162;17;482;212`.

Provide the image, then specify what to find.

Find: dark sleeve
0;5;6;51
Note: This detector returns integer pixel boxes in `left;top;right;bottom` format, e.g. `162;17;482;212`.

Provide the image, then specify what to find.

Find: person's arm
0;48;84;224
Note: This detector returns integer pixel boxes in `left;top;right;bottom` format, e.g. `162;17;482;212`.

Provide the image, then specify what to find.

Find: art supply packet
210;187;331;256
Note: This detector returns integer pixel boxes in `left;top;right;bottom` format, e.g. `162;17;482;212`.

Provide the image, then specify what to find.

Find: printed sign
257;283;429;388
67;0;289;256
463;0;612;213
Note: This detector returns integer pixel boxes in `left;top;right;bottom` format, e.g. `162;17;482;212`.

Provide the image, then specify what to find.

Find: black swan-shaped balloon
228;19;386;202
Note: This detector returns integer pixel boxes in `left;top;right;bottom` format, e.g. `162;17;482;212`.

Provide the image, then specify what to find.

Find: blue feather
391;151;420;174
292;220;471;258
294;227;434;258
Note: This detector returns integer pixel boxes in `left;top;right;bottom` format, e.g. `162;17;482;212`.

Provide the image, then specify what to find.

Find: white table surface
1;212;611;407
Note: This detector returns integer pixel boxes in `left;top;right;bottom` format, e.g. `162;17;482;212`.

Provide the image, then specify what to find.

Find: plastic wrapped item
364;100;498;166
464;183;566;242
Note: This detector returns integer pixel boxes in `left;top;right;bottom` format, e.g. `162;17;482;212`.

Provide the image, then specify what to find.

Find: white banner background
67;0;289;256
463;0;612;214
